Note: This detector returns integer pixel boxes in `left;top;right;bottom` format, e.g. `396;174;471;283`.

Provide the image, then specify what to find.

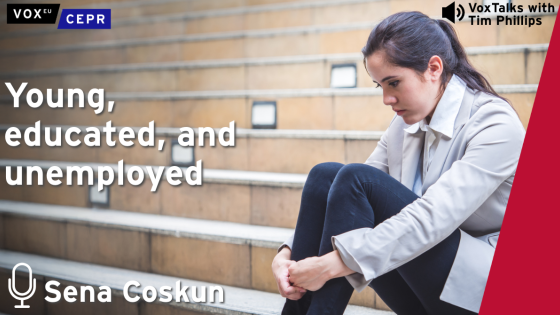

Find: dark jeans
281;163;477;315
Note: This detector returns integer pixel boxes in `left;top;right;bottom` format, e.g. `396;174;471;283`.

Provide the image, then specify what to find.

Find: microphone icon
8;262;36;308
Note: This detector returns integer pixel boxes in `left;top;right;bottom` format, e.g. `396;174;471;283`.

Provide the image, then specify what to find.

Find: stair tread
0;21;379;55
0;200;293;248
0;85;539;103
0;249;394;314
2;9;555;56
0;0;379;38
0;159;308;188
0;125;385;140
1;43;549;78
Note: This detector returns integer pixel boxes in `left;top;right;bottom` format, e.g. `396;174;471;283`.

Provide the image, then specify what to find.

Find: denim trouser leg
282;162;344;314
282;163;478;315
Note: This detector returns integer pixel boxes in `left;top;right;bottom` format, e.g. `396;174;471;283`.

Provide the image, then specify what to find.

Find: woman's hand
272;247;307;300
288;250;355;291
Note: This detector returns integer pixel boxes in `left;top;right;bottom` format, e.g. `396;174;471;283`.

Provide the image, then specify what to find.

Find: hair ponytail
362;12;511;106
434;19;506;102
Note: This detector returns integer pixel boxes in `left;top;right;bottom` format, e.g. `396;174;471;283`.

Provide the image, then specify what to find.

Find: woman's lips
394;109;405;116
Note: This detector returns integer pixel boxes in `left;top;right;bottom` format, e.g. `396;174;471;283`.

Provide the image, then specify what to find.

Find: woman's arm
277;232;294;254
332;102;525;292
363;115;397;173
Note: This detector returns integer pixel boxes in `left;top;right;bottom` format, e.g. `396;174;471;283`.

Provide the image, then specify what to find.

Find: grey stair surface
0;200;293;248
0;44;548;78
0;0;382;38
0;250;394;315
0;159;308;188
2;10;556;56
0;21;377;55
103;84;539;100
0;84;539;103
0;125;384;140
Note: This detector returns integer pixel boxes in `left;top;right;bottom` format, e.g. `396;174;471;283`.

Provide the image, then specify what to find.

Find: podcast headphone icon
8;262;36;308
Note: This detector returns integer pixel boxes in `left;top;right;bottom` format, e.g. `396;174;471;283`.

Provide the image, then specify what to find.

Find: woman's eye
389;80;399;87
375;83;381;88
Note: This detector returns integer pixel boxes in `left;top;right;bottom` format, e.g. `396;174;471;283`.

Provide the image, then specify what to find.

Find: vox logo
6;3;60;24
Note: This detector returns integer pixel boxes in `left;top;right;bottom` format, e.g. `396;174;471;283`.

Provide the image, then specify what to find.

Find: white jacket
279;81;525;313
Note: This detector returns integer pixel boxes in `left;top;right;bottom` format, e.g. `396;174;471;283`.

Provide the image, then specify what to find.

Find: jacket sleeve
277;232;294;253
331;102;525;292
363;115;396;174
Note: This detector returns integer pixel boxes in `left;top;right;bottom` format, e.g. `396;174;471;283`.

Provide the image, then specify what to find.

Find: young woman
271;11;525;315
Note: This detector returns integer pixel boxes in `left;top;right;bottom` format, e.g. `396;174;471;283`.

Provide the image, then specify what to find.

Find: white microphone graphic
8;262;36;308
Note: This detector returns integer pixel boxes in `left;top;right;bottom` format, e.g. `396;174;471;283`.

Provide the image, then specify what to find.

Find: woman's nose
383;92;397;106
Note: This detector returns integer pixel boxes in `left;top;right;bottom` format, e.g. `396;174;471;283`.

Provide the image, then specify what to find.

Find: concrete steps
0;1;546;313
0;250;395;314
0;126;381;174
0;0;330;32
0;0;544;315
0;201;392;310
2;0;554;52
0;85;538;130
0;12;555;72
0;159;306;228
0;0;549;31
0;0;389;48
1;44;547;93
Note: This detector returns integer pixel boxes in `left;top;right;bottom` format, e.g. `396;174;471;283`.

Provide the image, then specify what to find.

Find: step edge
0;159;308;188
0;85;539;103
0;249;393;314
0;200;293;248
0;0;382;38
0;249;282;315
2;9;556;56
0;43;549;78
0;125;384;140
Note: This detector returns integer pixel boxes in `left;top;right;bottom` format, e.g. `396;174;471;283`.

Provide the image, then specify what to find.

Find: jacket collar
403;74;467;138
399;75;472;191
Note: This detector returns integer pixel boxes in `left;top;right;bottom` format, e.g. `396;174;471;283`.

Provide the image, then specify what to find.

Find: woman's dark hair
362;11;509;104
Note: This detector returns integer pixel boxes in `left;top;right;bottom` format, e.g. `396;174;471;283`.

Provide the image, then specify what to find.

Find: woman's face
365;51;443;125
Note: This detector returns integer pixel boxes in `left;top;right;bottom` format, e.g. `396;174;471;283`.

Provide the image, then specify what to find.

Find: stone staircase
0;0;553;314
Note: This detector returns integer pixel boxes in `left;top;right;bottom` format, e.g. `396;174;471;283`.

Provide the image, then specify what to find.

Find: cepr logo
6;4;60;24
6;4;111;29
8;262;37;308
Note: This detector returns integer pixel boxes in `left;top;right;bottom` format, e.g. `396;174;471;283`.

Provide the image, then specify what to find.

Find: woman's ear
426;55;444;82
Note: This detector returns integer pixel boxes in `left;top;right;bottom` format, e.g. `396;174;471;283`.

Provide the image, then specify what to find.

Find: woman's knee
335;163;385;183
302;163;345;199
307;162;344;184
